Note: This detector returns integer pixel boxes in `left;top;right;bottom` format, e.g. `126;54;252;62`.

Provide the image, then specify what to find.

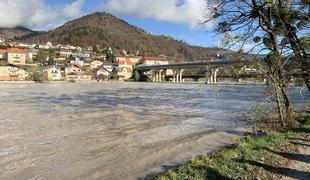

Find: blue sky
0;0;220;47
46;0;220;47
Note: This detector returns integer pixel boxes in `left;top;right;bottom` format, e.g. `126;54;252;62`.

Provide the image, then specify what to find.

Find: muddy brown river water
0;82;308;179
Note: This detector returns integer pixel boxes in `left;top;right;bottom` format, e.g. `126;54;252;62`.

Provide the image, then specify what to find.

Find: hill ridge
3;12;231;60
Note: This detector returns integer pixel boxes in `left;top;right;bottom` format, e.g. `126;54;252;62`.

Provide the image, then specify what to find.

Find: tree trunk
277;0;310;92
277;67;294;116
269;74;286;128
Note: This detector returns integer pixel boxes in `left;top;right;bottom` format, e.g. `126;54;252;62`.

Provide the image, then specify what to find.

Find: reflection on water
0;82;308;179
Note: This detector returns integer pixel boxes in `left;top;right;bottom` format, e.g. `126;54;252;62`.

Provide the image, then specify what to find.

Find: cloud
0;0;84;29
104;0;211;28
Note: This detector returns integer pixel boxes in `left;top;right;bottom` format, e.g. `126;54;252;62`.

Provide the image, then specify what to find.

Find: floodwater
0;82;308;180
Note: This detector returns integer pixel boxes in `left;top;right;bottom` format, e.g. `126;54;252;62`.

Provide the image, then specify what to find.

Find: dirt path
282;134;310;180
260;132;310;180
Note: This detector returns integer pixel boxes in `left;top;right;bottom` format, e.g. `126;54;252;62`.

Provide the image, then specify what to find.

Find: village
0;37;171;82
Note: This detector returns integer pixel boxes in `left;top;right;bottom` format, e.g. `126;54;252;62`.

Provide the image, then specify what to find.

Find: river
0;82;308;179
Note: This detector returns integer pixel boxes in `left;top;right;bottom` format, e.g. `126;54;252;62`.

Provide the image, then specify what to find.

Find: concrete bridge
134;59;259;83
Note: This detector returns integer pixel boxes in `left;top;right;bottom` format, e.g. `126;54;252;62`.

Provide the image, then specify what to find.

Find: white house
97;65;113;77
69;57;84;67
114;55;142;65
0;64;26;81
39;42;53;49
0;38;5;45
42;67;62;81
66;72;91;82
141;57;169;66
1;48;33;65
65;65;83;75
59;50;73;57
90;60;103;69
116;59;135;80
0;49;6;60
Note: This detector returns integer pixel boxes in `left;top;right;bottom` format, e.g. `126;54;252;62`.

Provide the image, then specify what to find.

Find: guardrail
135;59;258;70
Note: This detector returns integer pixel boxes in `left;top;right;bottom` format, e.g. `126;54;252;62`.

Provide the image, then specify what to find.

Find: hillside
0;26;34;39
16;12;233;60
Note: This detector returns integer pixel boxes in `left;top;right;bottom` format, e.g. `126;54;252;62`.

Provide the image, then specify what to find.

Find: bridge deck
135;59;259;70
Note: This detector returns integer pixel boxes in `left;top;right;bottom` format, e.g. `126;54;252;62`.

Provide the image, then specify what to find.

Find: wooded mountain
0;26;34;39
9;12;233;60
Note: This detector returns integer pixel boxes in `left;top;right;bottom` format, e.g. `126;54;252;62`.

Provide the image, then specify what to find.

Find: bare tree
202;0;308;127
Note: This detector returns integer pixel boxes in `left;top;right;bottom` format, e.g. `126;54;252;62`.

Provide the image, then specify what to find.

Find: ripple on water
0;83;308;180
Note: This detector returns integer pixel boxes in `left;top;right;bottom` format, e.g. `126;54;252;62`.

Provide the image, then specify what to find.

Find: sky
0;0;221;47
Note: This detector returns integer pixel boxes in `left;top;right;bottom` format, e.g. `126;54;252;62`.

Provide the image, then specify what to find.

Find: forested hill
13;12;234;60
0;26;34;39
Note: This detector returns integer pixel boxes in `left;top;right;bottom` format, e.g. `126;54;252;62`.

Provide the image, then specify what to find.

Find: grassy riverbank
157;112;310;180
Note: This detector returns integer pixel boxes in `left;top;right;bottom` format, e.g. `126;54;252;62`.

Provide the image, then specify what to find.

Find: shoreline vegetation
0;80;297;85
155;111;310;180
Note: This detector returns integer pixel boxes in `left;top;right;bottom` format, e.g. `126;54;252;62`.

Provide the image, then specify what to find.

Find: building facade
90;60;104;69
65;65;83;75
42;67;62;81
116;59;134;80
0;48;33;65
96;65;114;77
141;57;169;66
7;48;32;65
0;65;26;81
66;73;92;82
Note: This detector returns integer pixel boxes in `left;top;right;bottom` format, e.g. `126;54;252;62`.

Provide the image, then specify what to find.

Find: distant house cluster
0;39;171;82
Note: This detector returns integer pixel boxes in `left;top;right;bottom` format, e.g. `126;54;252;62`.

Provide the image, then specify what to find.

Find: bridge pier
158;70;162;82
152;70;163;82
172;69;183;83
134;70;140;81
214;68;219;84
206;68;219;84
172;69;176;83
180;69;183;83
152;71;156;82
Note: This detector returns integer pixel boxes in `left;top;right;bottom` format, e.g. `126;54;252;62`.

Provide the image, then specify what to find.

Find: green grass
157;112;310;180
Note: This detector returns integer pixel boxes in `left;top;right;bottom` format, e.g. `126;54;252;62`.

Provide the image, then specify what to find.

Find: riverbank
0;81;35;84
156;112;310;180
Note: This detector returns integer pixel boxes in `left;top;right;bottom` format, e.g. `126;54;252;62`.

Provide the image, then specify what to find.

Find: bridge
134;59;260;83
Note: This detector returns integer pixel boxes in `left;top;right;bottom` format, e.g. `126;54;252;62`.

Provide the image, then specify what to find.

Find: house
42;67;62;81
96;65;113;77
90;60;103;69
114;55;142;65
53;57;67;65
3;48;33;65
69;57;84;67
66;72;91;82
39;42;53;49
91;53;107;61
0;64;26;81
141;57;169;66
16;43;36;49
65;65;91;82
116;59;134;80
65;65;83;75
0;49;6;60
0;38;5;45
59;50;73;57
241;65;259;73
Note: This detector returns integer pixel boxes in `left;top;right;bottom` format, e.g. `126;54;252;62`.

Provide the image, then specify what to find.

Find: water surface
0;83;308;179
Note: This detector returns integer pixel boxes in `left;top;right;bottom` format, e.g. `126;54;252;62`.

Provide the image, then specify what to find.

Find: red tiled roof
6;48;31;54
118;59;134;65
0;49;6;54
142;57;167;61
